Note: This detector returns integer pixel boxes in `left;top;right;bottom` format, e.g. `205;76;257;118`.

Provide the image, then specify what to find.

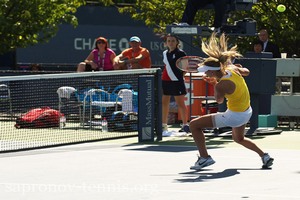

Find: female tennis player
189;33;274;170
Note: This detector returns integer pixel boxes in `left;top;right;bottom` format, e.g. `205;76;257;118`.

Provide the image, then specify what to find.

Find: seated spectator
258;29;280;58
77;37;116;72
30;63;42;71
113;36;151;70
253;40;264;53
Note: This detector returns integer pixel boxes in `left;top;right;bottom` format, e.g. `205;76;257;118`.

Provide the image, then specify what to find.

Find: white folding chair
82;88;121;129
57;86;83;126
0;84;13;120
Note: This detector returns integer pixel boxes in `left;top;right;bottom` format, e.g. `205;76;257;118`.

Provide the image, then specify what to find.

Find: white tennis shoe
190;155;215;170
262;153;274;168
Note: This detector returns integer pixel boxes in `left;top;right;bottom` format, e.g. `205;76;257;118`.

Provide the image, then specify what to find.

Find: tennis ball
277;4;286;12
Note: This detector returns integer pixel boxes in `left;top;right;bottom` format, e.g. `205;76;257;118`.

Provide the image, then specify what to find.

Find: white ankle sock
162;123;168;131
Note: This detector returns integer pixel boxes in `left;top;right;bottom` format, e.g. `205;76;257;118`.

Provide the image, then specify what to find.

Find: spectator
30;63;42;71
113;36;151;70
77;37;116;72
253;40;264;53
178;0;227;32
258;29;280;58
161;34;190;135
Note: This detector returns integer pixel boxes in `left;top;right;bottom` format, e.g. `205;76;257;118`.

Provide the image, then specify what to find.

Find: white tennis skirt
212;106;252;128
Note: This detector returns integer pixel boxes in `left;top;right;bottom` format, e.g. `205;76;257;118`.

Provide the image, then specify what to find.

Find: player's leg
174;94;189;132
190;115;214;157
232;125;264;156
231;125;274;168
189;115;216;170
162;94;171;131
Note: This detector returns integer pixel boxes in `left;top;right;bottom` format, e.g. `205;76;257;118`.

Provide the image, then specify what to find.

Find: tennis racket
176;56;205;73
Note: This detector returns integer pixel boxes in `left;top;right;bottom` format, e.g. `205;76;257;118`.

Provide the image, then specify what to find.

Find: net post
155;68;162;141
138;75;155;142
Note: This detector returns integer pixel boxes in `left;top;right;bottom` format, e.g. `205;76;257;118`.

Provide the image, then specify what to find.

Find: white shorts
212;107;252;128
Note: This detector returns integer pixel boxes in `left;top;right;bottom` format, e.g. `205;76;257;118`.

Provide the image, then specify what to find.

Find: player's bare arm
229;64;250;77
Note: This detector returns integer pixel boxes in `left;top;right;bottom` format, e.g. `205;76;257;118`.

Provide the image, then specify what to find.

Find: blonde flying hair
201;33;242;74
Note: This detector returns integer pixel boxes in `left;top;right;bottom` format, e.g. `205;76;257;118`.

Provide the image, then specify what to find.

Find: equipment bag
109;111;138;131
15;107;63;128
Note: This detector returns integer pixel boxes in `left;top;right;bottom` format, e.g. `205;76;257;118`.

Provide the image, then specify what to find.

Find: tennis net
0;69;162;152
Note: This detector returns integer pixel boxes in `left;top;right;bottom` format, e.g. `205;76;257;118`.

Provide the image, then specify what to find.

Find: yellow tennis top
220;69;250;112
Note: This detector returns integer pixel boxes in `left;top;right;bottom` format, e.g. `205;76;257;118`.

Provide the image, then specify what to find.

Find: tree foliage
0;0;115;54
117;0;300;56
234;0;300;56
1;0;298;56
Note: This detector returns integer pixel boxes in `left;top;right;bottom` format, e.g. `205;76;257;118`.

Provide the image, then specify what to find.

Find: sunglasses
97;41;106;44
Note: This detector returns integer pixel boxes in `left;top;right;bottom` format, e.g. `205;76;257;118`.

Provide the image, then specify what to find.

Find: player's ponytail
201;33;242;70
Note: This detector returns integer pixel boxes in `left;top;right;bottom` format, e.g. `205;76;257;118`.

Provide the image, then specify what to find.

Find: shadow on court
176;168;265;182
125;145;197;152
124;135;267;153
